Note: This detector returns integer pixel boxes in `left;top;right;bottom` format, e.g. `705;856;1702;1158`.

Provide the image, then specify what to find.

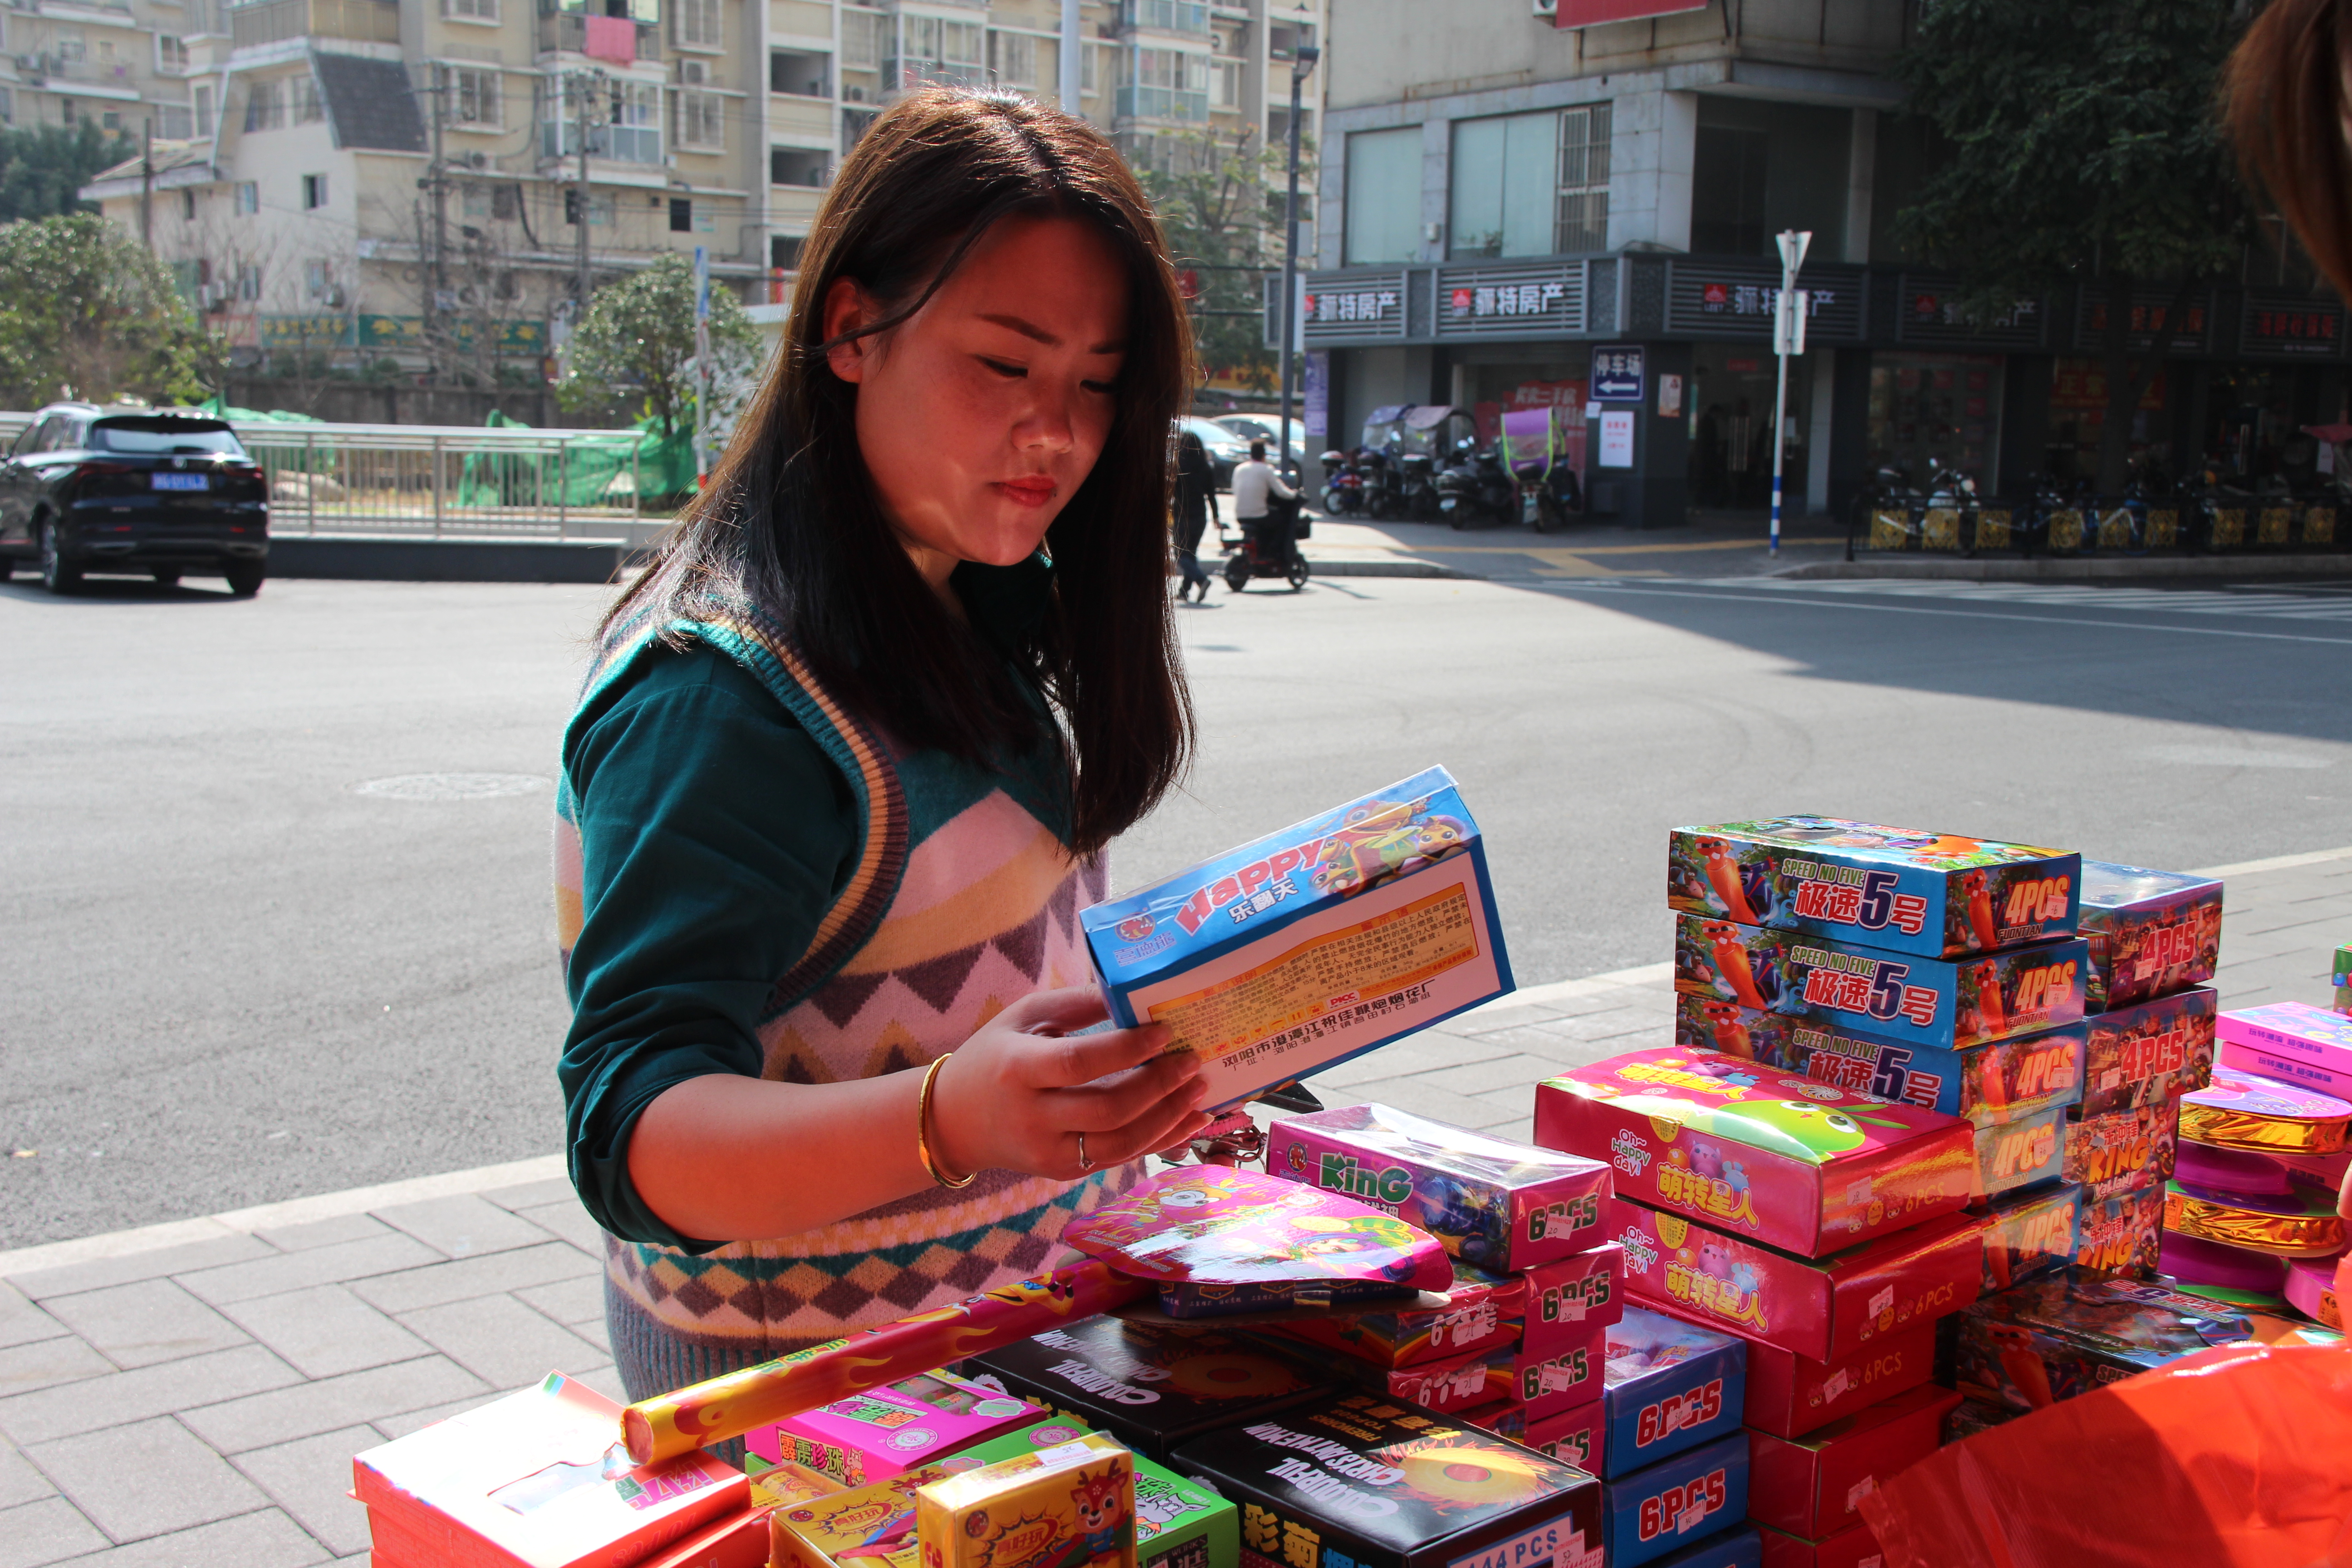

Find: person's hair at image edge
604;87;1195;858
2225;0;2352;299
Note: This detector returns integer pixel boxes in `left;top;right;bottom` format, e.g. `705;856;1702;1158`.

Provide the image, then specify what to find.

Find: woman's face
824;213;1130;590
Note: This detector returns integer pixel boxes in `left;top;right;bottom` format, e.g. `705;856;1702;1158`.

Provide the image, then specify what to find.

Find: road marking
1738;578;2352;622
1421;536;1844;556
2193;845;2352;877
1544;580;2352;647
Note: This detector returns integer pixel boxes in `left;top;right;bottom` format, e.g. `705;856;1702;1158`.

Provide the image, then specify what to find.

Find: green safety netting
455;411;696;508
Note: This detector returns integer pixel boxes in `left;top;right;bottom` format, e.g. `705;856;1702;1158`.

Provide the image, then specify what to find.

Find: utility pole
428;64;449;356
1769;228;1811;558
1275;42;1319;485
693;244;711;490
138;120;153;250
1058;0;1079;114
573;70;598;320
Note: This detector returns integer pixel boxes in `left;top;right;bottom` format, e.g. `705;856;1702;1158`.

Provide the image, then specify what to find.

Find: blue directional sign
1592;343;1646;402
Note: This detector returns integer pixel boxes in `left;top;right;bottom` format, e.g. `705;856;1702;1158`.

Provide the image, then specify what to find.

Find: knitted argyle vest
554;598;1139;1402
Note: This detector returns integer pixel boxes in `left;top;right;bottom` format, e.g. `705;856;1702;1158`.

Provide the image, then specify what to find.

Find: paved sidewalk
1;847;2343;1566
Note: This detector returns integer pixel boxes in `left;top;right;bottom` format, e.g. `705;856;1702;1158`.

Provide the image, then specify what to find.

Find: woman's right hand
926;985;1211;1181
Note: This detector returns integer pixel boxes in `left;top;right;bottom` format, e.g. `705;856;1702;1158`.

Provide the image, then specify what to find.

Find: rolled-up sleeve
557;644;856;1252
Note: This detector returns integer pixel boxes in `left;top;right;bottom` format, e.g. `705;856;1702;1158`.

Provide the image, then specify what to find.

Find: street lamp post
1769;228;1811;558
1275;43;1319;485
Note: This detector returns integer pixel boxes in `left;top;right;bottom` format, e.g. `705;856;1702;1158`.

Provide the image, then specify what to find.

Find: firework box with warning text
963;1318;1335;1463
767;1463;957;1568
1970;1103;2067;1199
1522;1401;1604;1476
2059;1101;2178;1201
2078;860;2222;1012
1946;1269;2255;1413
1522;1244;1627;1358
1533;1048;1976;1259
912;1437;1136;1568
1743;1384;1959;1541
1166;1392;1605;1568
1598;1307;1745;1480
1082;768;1511;1113
1673;916;2087;1053
1270;1257;1524;1370
1978;1182;2080;1294
1609;1199;1981;1365
1675;1000;2086;1129
950;1426;1237;1568
1667;818;2080;960
2217;1001;2352;1099
2079;987;2216;1116
350;1372;748;1568
750;1370;1049;1485
1265;1104;1612;1273
1600;1431;1749;1568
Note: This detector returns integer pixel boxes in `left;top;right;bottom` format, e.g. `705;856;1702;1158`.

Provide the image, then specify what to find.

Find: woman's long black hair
602;87;1194;858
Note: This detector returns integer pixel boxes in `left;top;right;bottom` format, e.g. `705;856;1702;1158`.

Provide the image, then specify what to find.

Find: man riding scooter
1226;440;1310;590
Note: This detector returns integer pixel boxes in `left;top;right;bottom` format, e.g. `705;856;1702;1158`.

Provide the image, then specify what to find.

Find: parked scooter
1320;449;1367;516
1436;439;1518;529
1397;449;1441;521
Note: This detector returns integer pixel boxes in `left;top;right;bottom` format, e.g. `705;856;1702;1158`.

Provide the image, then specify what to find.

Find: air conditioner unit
320;285;346;308
1531;0;1557;13
463;150;489;168
676;58;707;85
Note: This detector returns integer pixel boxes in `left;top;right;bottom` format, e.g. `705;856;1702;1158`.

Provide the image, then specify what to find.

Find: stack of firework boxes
1258;1104;1765;1568
1546;817;2124;1563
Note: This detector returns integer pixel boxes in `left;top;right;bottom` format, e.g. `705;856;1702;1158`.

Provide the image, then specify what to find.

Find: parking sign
1592;343;1646;401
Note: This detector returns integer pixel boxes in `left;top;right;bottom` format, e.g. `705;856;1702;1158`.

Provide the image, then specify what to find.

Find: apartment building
1303;0;2345;527
75;0;1326;382
0;0;206;139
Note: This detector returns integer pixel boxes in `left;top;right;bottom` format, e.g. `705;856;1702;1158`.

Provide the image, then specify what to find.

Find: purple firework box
2078;987;2217;1117
2078;860;2222;1012
1082;767;1512;1114
1672;915;2087;1052
1266;1103;1612;1273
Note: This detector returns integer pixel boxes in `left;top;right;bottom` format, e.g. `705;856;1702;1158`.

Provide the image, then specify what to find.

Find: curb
269;536;645;583
1301;557;1476;579
1778;553;2352;583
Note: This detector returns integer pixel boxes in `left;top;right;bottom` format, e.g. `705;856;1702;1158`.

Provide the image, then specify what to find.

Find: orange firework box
914;1440;1137;1568
769;1462;960;1568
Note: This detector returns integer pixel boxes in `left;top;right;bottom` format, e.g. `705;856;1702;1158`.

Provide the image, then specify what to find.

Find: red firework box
1753;1521;1885;1568
1609;1200;1982;1364
2078;987;2217;1117
1969;1105;2067;1199
1666;819;2080;960
1265;1104;1614;1274
1744;1384;1960;1541
2078;860;2222;1013
2058;1101;2179;1201
1523;1244;1627;1358
1534;1048;1976;1259
1368;1321;1609;1421
1272;1257;1524;1370
1674;916;2087;1054
1728;1319;1940;1441
1523;1401;1605;1475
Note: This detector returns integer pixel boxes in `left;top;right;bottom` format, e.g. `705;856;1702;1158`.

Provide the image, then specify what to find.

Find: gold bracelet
918;1054;975;1190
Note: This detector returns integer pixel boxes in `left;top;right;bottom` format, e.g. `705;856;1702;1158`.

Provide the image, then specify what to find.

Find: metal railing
0;414;657;542
229;0;401;50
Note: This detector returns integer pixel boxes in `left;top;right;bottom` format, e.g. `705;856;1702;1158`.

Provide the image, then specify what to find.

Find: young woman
554;89;1214;1413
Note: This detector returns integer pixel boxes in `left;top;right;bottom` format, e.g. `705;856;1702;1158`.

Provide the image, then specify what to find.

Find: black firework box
1170;1392;1605;1568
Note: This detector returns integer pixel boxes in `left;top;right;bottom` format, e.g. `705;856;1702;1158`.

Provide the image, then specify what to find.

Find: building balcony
12;52;142;95
1124;0;1209;36
1116;83;1207;123
536;11;658;61
228;0;399;50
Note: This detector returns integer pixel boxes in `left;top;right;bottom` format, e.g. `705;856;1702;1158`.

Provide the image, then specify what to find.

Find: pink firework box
2218;1002;2352;1099
1265;1102;1614;1272
352;1372;748;1568
1523;1400;1605;1476
1081;767;1512;1115
748;1370;1049;1484
1608;1199;1982;1364
1533;1048;1977;1259
1270;1255;1526;1369
1373;1318;1609;1421
1524;1243;1628;1358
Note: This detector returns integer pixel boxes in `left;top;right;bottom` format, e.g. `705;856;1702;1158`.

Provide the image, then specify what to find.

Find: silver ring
1076;1132;1092;1171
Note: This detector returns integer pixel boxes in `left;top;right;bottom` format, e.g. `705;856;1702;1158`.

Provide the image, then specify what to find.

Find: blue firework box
1675;997;2087;1127
1673;914;2087;1052
1083;768;1513;1113
1600;1432;1749;1568
1668;817;2080;960
1601;1307;1746;1480
1646;1528;1761;1568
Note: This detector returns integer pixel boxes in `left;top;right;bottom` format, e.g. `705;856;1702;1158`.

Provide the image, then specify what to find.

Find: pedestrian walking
1230;438;1297;568
553;87;1209;1446
1172;426;1217;601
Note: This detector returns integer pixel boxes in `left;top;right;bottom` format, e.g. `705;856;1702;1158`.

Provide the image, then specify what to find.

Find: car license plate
152;472;209;491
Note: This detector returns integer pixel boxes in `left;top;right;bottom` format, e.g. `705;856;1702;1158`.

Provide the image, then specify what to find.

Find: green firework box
1667;818;2079;960
1673;916;2087;1052
1168;1392;1606;1568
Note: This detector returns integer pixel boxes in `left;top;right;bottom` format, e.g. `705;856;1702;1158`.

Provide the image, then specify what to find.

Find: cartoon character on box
1690;836;1774;926
1066;1470;1130;1567
1699;921;1781;1012
1307;797;1467;897
1956;869;1997;952
1413;1172;1512;1267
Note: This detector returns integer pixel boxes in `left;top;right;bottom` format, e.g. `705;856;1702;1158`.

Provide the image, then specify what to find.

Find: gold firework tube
2176;1065;2350;1156
2161;1180;2346;1259
621;1262;1149;1465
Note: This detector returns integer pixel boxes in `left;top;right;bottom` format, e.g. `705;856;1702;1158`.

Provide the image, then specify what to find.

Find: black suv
0;404;270;595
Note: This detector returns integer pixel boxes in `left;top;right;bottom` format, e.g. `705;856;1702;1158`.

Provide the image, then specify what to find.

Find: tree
1139;128;1313;394
0;214;215;406
555;252;762;440
1890;0;2248;491
0;123;131;223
